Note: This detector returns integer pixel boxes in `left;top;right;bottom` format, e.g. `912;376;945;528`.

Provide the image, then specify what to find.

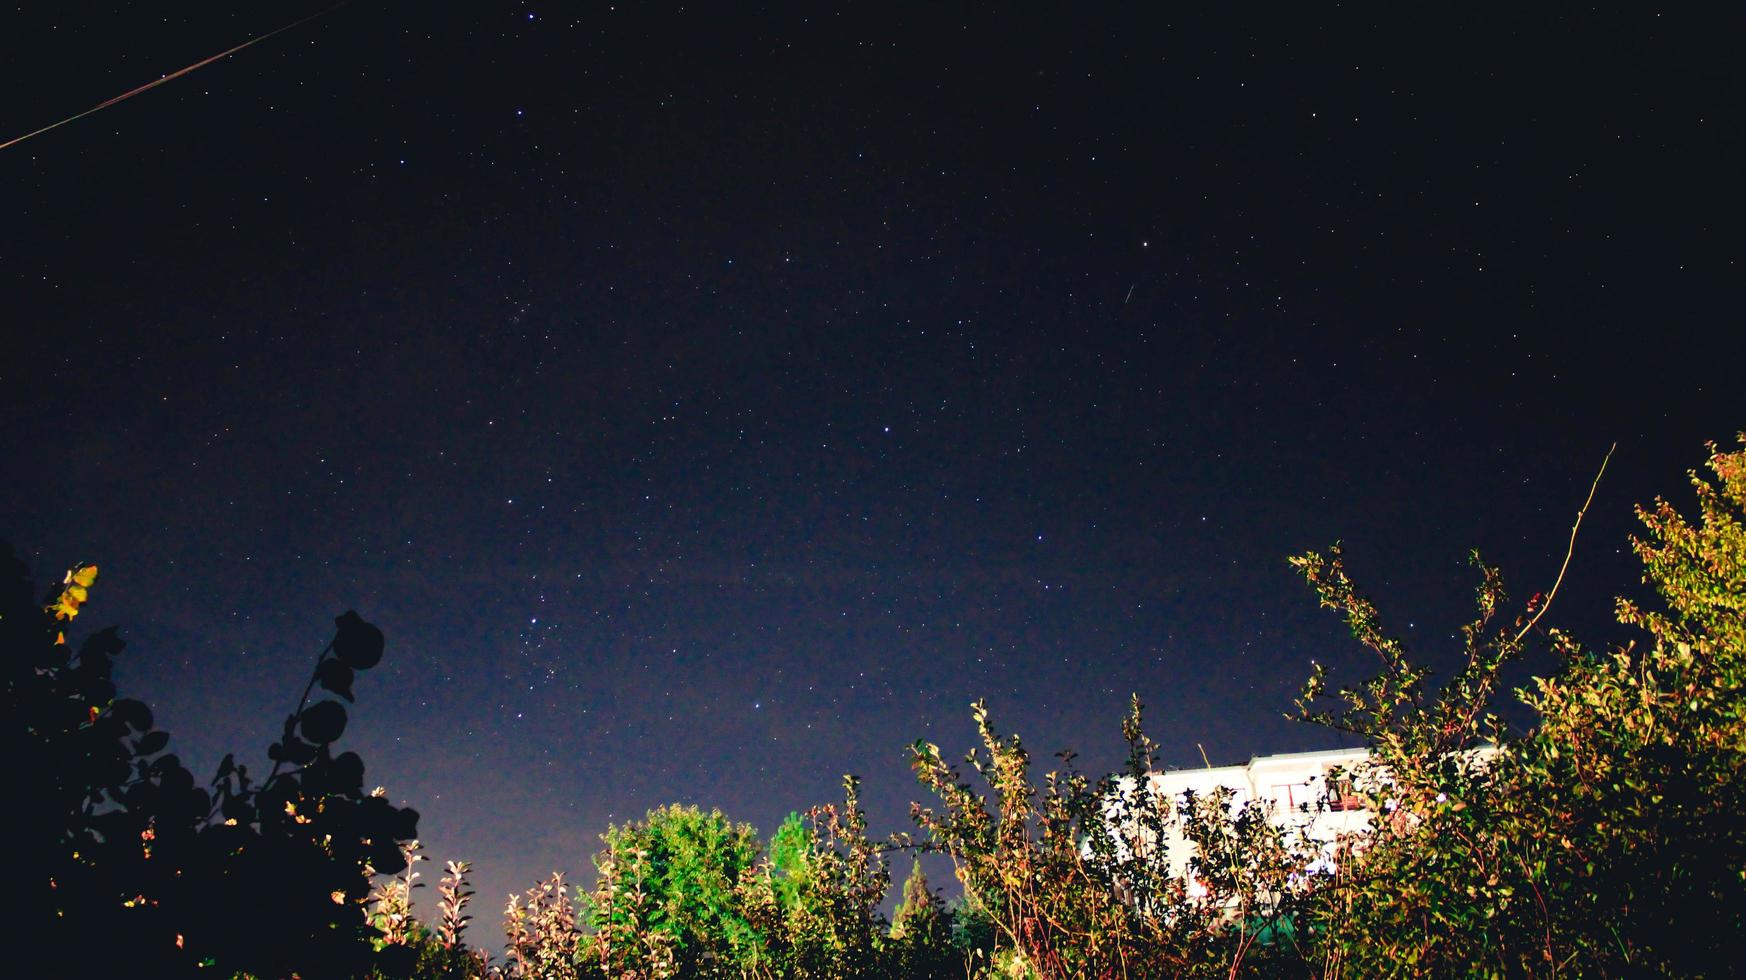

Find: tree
5;544;420;977
1513;435;1746;974
584;803;761;978
761;776;892;978
903;435;1746;977
1291;436;1746;976
888;859;958;979
579;779;900;979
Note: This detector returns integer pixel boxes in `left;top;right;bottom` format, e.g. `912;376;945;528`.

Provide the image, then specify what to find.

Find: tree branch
1509;443;1615;650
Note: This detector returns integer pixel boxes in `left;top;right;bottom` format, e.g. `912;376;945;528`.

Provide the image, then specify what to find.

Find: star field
3;0;1742;950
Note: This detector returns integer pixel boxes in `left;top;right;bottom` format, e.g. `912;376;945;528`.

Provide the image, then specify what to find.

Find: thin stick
262;636;336;789
1509;442;1616;649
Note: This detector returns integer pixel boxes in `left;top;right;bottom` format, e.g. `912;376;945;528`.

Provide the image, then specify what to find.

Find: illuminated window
1270;783;1296;811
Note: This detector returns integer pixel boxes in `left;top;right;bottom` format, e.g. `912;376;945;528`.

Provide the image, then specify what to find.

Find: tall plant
584;804;760;978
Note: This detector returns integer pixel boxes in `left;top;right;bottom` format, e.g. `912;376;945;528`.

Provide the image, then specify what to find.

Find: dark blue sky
5;0;1740;947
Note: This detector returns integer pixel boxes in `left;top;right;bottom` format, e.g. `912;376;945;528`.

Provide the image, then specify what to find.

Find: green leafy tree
577;780;903;979
584;804;761;977
1292;437;1746;976
767;776;891;978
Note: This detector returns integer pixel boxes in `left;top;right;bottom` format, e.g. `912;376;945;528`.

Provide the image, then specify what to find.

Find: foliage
438;859;479;951
733;776;895;978
894;437;1746;978
491;779;962;979
909;695;1309;979
573;783;910;979
367;844;491;980
888;859;959;979
582;803;760;977
507;872;585;978
1508;437;1746;974
371;839;429;947
17;435;1743;979
1288;437;1746;977
5;544;423;977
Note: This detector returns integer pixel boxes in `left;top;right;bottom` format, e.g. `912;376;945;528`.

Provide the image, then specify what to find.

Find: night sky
5;0;1741;946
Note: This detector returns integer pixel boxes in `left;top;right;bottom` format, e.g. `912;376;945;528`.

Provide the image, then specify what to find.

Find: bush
1285;438;1746;976
575;778;920;979
901;436;1746;978
583;803;758;977
5;546;422;977
909;696;1308;979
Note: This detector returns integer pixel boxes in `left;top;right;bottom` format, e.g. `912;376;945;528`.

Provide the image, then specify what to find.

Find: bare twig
1509;443;1616;649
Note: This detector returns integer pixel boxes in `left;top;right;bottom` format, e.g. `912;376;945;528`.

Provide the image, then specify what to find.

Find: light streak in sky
1;1;355;154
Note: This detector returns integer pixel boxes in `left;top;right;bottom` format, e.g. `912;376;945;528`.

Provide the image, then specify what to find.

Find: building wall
1104;747;1375;883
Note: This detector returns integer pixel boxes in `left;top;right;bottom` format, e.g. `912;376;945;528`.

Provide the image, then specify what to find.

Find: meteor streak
1;1;354;153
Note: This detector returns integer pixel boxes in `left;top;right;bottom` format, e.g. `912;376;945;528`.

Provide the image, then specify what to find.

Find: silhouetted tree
6;544;419;977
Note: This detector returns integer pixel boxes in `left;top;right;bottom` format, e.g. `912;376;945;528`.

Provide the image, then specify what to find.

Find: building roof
1152;746;1369;777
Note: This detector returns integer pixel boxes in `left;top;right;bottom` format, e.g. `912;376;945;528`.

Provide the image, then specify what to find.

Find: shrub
1292;437;1746;976
905;436;1746;978
5;545;422;977
888;859;960;979
583;804;759;977
909;695;1310;979
735;777;893;978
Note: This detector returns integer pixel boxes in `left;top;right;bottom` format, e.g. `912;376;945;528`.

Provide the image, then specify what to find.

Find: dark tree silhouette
6;543;419;977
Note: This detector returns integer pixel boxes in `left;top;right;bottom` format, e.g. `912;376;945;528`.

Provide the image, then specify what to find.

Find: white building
1103;744;1501;895
1103;747;1375;886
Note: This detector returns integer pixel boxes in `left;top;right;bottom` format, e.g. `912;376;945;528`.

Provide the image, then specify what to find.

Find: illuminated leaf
50;593;81;620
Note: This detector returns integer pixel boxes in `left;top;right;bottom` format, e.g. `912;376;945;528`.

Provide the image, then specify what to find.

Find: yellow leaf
47;565;99;621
